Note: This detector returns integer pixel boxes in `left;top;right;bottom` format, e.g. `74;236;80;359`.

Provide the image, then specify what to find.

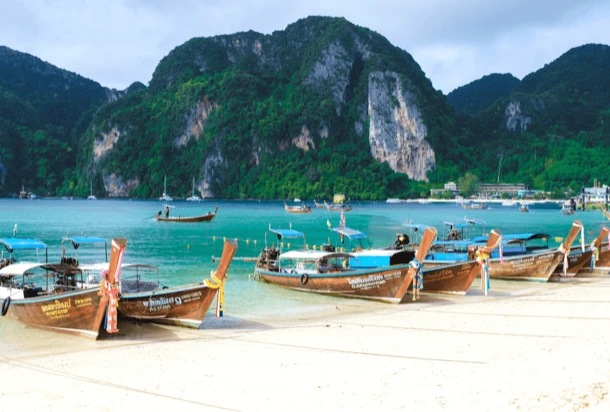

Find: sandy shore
1;277;610;411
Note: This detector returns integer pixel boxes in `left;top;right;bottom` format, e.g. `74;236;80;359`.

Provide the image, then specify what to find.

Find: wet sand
1;278;610;411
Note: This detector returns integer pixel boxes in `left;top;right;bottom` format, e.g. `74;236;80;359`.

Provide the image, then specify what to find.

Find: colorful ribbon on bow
410;258;422;301
476;250;490;295
204;270;226;317
590;243;599;272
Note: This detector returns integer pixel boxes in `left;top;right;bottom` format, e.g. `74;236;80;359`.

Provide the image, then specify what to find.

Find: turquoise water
0;199;606;321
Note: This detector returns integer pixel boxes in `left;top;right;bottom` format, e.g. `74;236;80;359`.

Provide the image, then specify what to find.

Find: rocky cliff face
367;71;435;181
93;127;121;163
505;101;531;132
174;97;217;148
104;173;139;198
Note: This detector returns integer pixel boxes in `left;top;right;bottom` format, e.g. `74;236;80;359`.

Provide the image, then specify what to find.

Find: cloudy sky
2;0;609;94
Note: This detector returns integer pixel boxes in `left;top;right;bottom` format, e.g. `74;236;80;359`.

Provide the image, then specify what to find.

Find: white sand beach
1;277;610;411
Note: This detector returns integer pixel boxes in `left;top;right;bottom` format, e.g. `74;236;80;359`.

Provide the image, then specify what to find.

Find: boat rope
411;258;422;301
204;270;225;318
476;250;490;296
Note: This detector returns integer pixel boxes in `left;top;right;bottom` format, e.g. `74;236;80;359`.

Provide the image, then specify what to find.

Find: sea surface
0;198;606;342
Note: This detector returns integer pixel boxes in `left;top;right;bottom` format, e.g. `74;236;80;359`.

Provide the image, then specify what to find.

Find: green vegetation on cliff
81;17;462;199
447;73;519;115
0;46;123;196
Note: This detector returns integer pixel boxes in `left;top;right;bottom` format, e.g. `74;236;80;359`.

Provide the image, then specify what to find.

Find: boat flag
340;210;346;228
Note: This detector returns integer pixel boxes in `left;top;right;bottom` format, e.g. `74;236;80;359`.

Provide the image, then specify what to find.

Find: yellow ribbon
204;270;226;317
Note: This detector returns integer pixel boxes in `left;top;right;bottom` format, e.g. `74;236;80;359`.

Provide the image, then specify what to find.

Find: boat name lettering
143;297;174;309
75;297;92;307
42;299;71;312
180;291;202;304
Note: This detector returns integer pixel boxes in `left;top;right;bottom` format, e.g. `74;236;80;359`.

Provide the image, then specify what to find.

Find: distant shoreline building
431;182;527;197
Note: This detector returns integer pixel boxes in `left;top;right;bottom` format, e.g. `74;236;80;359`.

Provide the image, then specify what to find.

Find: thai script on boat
42;299;71;312
180;291;202;304
75;297;92;307
143;297;175;308
41;299;72;320
347;271;401;290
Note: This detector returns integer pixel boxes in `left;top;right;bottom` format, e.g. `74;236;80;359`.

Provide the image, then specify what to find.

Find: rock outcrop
93;127;121;163
505;101;531;132
292;126;315;151
174;97;217;148
103;173;139;197
367;71;435;181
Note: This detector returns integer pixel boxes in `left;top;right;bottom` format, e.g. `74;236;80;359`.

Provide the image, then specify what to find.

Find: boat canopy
473;233;550;244
280;250;354;260
330;227;368;240
268;228;305;239
62;236;107;249
0;262;46;277
400;222;432;232
0;238;47;253
442;221;470;229
464;218;487;226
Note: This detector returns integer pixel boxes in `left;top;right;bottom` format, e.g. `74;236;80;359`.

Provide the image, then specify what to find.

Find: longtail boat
80;240;237;328
349;223;502;295
424;221;583;282
0;237;125;339
284;202;311;214
253;226;437;303
553;226;610;277
155;206;219;222
413;229;502;295
0;262;108;338
313;200;326;209
117;240;237;327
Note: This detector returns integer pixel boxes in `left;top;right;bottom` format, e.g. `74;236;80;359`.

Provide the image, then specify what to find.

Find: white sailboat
87;182;97;200
159;175;173;202
186;178;201;202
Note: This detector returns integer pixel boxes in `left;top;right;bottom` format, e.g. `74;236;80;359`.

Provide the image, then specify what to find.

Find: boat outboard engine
394;234;410;249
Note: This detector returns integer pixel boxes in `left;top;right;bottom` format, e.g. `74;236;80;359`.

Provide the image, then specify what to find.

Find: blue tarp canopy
0;238;47;253
464;218;487;226
471;233;549;244
401;222;432;232
268;228;305;239
442;221;470;229
63;236;107;249
330;227;368;240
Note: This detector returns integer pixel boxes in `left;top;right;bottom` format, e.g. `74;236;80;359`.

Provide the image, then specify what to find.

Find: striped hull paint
118;283;217;329
257;264;416;304
5;288;108;339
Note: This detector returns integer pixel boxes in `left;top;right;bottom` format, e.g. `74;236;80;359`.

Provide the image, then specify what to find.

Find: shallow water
0;198;605;344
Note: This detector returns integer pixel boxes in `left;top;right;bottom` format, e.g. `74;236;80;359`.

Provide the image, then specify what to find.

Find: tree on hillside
459;172;480;197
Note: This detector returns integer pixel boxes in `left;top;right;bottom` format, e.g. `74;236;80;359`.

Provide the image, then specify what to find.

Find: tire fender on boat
1;296;10;316
300;274;309;285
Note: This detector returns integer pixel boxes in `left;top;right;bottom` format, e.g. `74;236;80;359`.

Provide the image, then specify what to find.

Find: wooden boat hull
488;251;561;282
118;283;217;328
118;239;237;328
4;288;108;339
413;261;481;295
257;264;415;304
